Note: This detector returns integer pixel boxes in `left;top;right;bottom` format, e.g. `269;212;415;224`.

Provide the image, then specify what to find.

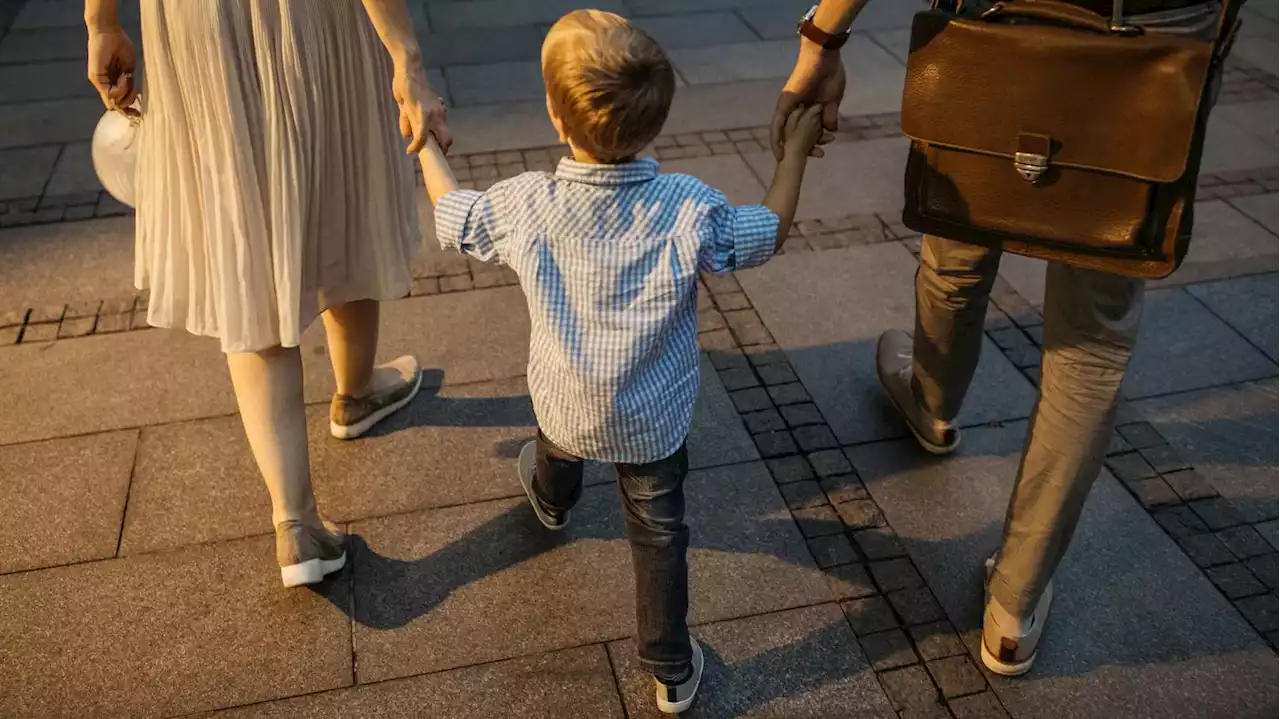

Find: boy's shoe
276;520;346;588
518;441;569;531
876;330;960;455
981;573;1054;677
655;638;704;715
330;355;422;440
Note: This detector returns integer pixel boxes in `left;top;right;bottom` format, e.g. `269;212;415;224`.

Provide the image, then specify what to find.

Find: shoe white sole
280;551;347;588
875;364;960;456
330;370;423;440
655;639;704;714
518;441;569;531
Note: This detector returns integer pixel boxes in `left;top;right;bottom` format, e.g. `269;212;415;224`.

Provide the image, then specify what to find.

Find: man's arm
770;0;872;160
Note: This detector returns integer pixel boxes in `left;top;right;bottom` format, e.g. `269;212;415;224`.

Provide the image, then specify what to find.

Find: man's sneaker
875;329;960;455
981;577;1054;677
517;441;569;531
330;355;422;440
655;638;704;715
276;520;346;588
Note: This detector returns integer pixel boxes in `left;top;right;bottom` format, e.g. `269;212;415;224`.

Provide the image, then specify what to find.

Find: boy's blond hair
542;10;675;163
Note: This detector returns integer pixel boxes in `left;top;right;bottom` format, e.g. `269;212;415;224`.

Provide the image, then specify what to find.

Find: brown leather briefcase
900;0;1244;278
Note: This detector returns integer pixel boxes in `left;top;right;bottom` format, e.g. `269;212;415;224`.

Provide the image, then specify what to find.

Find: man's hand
393;61;452;154
771;41;845;161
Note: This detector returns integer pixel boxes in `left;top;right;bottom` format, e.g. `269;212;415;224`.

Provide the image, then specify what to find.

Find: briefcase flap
900;9;1215;183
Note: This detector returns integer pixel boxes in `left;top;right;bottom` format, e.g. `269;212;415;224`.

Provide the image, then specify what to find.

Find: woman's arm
358;0;452;154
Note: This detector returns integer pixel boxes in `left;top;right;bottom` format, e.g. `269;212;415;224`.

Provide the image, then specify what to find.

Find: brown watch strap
799;18;849;50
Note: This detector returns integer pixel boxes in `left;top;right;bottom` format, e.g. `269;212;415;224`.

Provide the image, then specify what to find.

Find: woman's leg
323;299;422;439
225;345;321;529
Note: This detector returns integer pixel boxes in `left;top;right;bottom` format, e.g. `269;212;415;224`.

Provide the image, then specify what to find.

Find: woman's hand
87;27;139;116
393;62;451;155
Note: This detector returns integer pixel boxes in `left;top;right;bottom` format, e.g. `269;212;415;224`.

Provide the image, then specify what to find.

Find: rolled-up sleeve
435;189;502;264
699;194;779;274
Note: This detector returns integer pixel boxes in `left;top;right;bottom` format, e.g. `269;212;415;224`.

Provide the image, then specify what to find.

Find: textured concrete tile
1124;287;1275;399
744;137;910;221
299;286;533;402
445;99;559;155
1202;107;1278;175
0;430;136;573
0;535;352;717
850;423;1279;719
13;0;138;29
0;98;101;148
0;328;237;446
418;25;544;68
0;145;59;201
662;153;767;206
737;244;1035;445
209;645;623;719
997;253;1048;308
1134;379;1278;525
0;59;92;102
838;34;909;116
0;26;89;64
1231;35;1279;75
737;0;837;39
627;0;761;15
1160;201;1279;287
1229;193;1279;235
44;141;102;200
664;79;788;137
608;604;896;718
0;216;135;309
669;39;798;84
349;461;830;681
1185;273;1278;361
445;60;544;107
689;354;761;468
429;0;627;29
633;11;760;49
871;29;912;64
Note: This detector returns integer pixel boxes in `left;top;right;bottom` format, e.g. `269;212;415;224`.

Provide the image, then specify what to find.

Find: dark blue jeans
533;431;692;681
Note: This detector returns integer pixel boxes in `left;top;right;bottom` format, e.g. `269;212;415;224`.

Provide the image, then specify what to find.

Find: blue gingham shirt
436;158;778;463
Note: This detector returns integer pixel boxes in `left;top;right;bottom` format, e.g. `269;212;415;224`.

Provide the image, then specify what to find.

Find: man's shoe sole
280;552;346;588
330;371;423;440
518;441;569;531
981;640;1037;677
875;364;961;456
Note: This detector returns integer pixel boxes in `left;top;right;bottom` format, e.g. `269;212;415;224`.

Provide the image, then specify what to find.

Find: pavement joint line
1178;282;1280;375
113;428;143;559
696;274;1013;718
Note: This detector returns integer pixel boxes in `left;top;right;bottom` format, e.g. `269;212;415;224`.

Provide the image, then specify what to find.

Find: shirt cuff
434;189;485;252
732;204;780;270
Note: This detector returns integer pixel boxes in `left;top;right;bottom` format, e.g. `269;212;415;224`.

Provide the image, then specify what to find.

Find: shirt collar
554;157;659;186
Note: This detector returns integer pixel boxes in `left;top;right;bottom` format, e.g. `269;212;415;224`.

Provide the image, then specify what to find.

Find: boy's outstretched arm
763;105;825;252
419;138;458;206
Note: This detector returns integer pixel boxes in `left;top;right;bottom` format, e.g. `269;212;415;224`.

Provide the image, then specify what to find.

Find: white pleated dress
135;0;420;353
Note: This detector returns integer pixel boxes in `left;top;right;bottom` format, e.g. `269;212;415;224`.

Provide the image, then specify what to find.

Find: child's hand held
783;105;826;158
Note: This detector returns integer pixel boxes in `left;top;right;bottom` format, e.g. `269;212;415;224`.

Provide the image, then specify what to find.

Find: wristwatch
797;5;851;51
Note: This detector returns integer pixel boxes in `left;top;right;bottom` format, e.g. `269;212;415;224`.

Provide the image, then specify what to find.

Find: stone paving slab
669;39;797;85
609;603;896;718
1134;379;1278;526
1124;286;1276;400
849;422;1279;719
0;57;92;103
0;144;59;201
1232;35;1279;76
417;24;544;68
208;645;625;719
663;153;767;205
1202;103;1279;175
121;356;755;555
837;34;909;118
0;216;136;309
0;429;136;574
0;533;353;718
737;243;1035;446
445;60;544;107
743;137;909;221
1230;192;1279;234
633;11;760;50
348;461;831;682
0;97;100;148
1155;199;1278;288
0;24;136;64
12;0;139;30
428;0;628;30
1185;273;1278;362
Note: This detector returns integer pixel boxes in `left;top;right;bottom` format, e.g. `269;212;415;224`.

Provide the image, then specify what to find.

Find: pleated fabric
135;0;420;353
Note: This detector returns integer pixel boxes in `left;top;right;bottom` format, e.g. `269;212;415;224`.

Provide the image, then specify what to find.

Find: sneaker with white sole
981;555;1054;677
330;355;422;440
517;440;569;531
276;520;346;588
655;638;704;715
876;329;960;455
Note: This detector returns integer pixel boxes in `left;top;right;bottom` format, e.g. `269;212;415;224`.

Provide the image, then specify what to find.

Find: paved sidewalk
1;1;1277;717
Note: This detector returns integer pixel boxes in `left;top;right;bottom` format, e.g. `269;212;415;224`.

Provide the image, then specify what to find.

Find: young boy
419;9;823;714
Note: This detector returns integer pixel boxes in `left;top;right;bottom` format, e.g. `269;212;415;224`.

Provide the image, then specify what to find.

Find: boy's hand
782;105;827;160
